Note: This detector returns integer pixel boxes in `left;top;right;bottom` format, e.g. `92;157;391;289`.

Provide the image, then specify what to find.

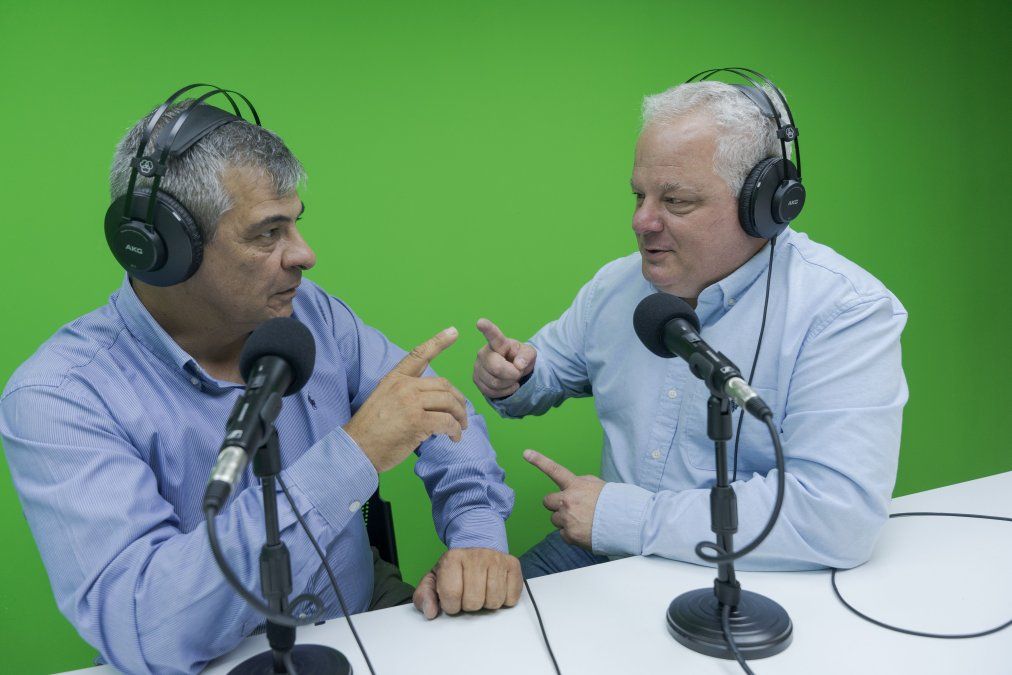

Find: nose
632;198;664;235
283;227;317;271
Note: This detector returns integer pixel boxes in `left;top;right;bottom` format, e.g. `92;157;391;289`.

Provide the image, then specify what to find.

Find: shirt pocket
681;386;780;475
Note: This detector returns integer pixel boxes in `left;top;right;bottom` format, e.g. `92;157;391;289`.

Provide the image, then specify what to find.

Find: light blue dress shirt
491;228;907;571
1;276;514;674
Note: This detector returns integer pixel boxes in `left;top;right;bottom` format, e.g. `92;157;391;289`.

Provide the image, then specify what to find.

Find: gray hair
641;81;792;197
109;100;306;241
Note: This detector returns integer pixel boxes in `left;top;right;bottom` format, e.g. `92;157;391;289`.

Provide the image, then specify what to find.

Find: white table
61;472;1012;675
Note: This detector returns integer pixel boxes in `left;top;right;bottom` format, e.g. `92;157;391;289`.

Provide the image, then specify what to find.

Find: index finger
476;318;510;356
392;327;458;377
523;449;576;489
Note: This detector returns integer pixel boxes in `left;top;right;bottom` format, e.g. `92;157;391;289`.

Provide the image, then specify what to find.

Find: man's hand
412;548;522;620
525;449;605;550
472;318;537;399
344;327;469;473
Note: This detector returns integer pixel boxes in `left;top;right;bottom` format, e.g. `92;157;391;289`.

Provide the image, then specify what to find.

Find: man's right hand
344;327;469;473
473;318;537;399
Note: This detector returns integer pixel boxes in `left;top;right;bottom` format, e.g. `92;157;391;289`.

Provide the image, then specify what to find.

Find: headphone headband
685;67;802;181
122;84;261;225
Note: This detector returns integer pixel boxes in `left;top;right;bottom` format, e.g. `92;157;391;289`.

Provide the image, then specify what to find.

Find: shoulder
3;302;127;401
780;230;907;338
580;252;651;309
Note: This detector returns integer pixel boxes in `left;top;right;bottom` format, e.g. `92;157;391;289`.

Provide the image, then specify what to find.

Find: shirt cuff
443;507;509;553
283;426;379;533
591;481;654;556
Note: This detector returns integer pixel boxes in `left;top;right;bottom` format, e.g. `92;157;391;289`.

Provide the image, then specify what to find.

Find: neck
132;280;248;383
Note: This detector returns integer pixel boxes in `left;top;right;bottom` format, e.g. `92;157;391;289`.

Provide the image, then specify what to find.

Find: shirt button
651;449;662;460
728;298;736;306
190;377;200;386
667;388;678;399
349;501;361;512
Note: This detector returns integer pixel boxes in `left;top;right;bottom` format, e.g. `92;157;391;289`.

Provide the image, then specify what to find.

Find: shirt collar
694;227;793;326
111;274;203;377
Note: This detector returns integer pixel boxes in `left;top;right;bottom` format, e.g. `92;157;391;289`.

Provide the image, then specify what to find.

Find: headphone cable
732;236;776;483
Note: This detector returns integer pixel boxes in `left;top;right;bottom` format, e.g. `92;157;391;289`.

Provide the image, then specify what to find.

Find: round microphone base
667;588;793;660
227;644;351;674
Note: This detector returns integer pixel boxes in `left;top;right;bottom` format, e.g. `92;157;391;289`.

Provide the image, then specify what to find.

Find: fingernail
523;449;534;461
515;357;527;369
444;327;458;337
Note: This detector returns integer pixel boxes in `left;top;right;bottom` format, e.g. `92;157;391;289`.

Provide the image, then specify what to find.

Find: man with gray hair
473;76;908;576
1;93;521;674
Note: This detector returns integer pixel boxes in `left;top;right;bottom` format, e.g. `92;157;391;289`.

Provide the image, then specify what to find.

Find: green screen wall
1;1;1008;672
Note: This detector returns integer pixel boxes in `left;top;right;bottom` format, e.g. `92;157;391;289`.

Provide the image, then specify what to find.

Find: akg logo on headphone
124;244;145;255
138;158;155;176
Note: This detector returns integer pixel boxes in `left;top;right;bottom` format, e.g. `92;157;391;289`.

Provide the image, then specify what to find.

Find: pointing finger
393;327;458;377
523;449;577;490
476;318;511;356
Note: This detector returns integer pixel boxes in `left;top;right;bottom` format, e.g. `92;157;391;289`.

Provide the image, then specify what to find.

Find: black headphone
686;67;805;240
104;84;261;287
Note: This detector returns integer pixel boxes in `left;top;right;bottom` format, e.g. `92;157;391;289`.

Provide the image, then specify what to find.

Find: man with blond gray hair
474;74;908;576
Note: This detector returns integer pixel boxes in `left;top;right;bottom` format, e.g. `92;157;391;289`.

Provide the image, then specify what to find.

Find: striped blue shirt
490;228;907;570
1;276;513;674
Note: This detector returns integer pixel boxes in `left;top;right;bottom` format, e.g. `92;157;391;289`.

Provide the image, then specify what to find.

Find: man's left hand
413;548;522;620
524;448;605;550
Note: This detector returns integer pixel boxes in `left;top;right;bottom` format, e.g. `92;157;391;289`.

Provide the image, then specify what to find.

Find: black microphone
204;317;316;511
633;292;772;420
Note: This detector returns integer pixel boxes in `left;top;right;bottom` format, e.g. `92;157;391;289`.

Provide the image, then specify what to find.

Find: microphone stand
665;395;793;660
229;429;351;675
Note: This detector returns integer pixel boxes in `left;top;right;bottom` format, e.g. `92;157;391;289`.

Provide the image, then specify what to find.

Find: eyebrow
246;202;305;232
629;180;698;194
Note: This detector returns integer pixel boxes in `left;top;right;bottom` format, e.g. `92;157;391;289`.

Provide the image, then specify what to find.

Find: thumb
476;318;511;356
412;571;440;620
513;343;538;374
393;327;458;378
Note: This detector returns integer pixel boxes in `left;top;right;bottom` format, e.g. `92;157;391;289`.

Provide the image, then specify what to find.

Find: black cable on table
831;511;1012;639
523;574;562;674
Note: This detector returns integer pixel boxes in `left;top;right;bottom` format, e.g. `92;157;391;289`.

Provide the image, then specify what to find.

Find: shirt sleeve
592;296;908;570
0;379;377;675
330;296;515;552
487;271;598;419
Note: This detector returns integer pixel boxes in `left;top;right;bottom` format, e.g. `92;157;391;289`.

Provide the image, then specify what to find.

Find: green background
1;1;1008;672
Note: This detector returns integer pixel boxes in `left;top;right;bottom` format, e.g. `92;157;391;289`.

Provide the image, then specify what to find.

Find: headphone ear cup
104;188;204;286
152;189;204;276
738;157;781;239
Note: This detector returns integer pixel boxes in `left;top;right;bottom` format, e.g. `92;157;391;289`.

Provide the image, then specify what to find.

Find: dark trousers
519;530;610;579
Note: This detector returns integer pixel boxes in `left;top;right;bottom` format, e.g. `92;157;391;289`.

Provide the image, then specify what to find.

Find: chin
265;303;295;319
641;260;676;289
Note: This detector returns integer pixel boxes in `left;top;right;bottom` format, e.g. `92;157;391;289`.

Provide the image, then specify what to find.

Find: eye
663;197;680;205
260;227;280;240
632;191;644;202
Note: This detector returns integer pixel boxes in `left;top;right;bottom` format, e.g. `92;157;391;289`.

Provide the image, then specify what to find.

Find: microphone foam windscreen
632;292;701;358
239;317;317;395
